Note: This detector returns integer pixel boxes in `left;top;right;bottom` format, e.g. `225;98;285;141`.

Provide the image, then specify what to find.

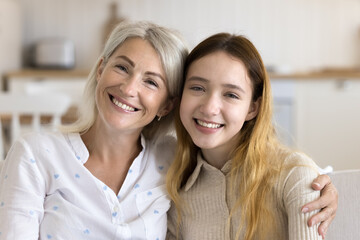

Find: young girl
166;33;324;239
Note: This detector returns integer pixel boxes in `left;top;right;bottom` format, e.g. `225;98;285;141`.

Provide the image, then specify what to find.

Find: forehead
187;51;251;86
113;37;155;56
112;38;164;68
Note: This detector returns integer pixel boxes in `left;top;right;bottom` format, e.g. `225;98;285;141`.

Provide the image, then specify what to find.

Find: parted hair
166;33;282;240
62;21;188;140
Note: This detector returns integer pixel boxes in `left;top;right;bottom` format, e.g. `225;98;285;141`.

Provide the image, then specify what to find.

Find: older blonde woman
0;21;187;240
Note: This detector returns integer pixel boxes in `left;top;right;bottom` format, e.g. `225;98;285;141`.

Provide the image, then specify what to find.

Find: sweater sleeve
0;137;46;239
281;153;322;240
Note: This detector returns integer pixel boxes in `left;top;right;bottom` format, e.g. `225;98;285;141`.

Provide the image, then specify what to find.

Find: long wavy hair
61;21;188;140
166;33;282;239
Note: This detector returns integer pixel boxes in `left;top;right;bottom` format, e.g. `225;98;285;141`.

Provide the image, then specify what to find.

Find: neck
81;120;142;164
201;148;229;170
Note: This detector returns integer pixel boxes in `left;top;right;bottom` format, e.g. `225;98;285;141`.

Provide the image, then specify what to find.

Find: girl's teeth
112;98;135;111
197;120;221;129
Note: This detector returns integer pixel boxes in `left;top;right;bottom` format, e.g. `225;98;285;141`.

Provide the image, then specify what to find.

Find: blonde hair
166;33;283;239
61;21;188;140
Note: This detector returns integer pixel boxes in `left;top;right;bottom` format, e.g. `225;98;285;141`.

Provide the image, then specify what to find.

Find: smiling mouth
110;95;138;112
195;119;223;129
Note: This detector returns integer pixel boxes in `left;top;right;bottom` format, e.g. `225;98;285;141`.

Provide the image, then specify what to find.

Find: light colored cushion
326;169;360;240
0;160;4;174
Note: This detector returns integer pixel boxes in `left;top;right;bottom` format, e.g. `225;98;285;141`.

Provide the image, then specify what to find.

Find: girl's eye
225;92;240;99
189;86;204;92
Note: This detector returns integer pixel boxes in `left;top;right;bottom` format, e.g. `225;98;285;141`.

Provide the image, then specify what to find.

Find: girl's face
95;38;173;136
180;51;259;161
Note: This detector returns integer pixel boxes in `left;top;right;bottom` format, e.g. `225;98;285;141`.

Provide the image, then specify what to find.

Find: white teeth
112;97;135;111
197;120;221;129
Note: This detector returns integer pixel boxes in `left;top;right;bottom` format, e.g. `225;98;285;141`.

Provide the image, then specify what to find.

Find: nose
120;75;139;97
199;94;221;116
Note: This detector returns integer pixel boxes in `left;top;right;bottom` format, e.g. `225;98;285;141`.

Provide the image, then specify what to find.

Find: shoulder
6;132;71;163
20;131;66;144
282;151;319;175
276;151;320;200
11;131;64;150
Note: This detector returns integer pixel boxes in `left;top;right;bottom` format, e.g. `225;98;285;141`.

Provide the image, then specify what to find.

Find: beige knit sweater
167;151;322;240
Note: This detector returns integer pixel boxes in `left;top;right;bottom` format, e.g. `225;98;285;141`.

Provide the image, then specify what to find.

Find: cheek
223;103;248;122
146;90;169;113
179;98;194;125
94;85;104;114
179;100;188;124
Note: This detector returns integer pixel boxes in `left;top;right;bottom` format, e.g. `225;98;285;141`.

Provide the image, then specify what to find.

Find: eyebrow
115;55;166;83
187;76;245;93
116;55;134;67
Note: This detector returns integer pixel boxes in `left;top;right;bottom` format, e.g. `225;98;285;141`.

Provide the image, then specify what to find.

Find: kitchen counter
4;68;360;81
2;68;90;91
269;68;360;79
3;68;89;79
1;69;90;123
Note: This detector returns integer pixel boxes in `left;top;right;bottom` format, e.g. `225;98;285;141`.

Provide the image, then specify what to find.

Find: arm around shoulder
281;153;323;240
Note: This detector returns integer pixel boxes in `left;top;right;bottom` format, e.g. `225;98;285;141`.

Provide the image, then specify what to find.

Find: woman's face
95;37;173;136
180;51;259;159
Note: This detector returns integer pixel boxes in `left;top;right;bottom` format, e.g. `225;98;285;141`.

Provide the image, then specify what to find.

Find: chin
193;140;216;150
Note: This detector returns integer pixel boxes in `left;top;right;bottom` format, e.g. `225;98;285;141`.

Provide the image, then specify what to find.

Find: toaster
34;38;75;69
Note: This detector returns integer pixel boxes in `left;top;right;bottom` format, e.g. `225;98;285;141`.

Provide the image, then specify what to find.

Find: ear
96;58;105;82
245;97;261;121
157;97;178;118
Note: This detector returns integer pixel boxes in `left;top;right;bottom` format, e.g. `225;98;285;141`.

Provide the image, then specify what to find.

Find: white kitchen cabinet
4;70;88;107
271;79;296;147
294;78;360;171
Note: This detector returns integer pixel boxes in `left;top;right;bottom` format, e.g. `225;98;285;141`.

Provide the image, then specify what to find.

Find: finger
302;183;338;213
318;219;331;239
311;174;331;191
306;206;334;227
301;197;327;213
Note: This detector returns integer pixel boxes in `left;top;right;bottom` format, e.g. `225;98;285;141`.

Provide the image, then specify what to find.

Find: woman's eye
116;65;128;73
145;79;159;88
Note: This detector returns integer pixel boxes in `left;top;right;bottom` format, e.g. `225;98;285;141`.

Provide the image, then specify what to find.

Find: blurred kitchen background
1;0;359;170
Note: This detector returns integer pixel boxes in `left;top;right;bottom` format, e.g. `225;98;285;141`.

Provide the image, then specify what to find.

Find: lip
109;94;139;112
193;118;224;134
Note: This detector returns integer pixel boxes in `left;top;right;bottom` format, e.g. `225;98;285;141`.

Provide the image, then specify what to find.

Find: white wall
0;0;22;82
16;0;360;71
